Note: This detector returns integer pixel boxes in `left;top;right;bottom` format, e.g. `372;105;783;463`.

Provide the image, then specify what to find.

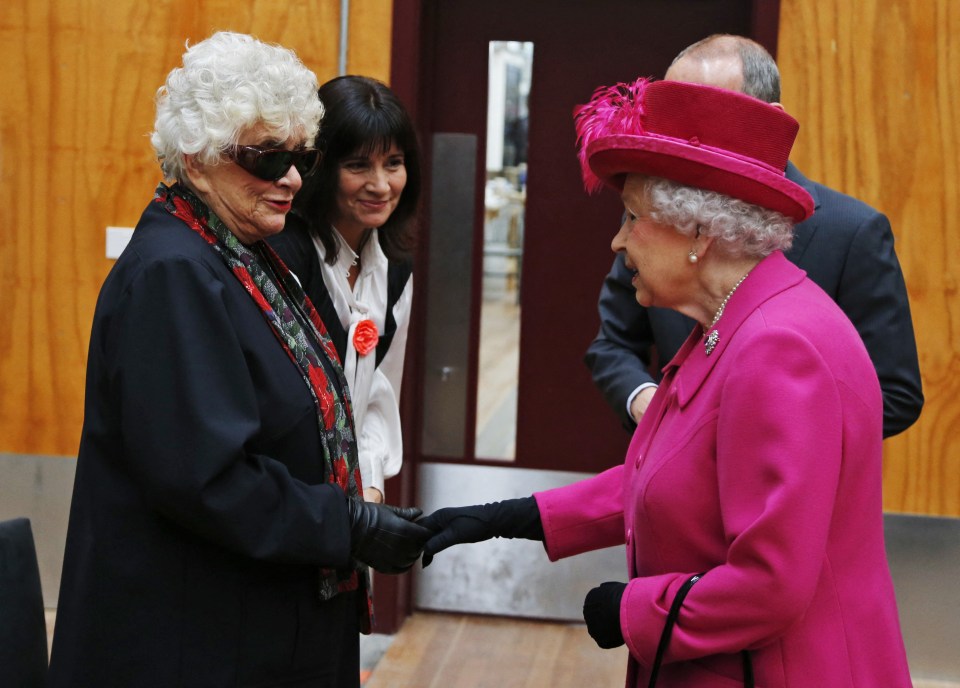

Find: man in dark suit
585;34;923;438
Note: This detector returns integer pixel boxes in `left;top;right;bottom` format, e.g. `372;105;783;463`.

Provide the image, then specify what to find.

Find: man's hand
630;387;657;424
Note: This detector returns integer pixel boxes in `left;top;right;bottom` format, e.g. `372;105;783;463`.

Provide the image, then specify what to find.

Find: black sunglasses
226;145;322;182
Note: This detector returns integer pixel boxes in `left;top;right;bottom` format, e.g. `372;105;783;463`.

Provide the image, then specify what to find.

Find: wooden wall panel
349;0;393;82
779;0;960;515
3;0;956;517
0;0;392;456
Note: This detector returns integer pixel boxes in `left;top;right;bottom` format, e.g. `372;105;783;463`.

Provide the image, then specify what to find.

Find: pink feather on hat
573;77;652;194
571;77;814;221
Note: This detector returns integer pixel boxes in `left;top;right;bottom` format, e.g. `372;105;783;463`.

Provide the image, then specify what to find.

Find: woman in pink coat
419;78;912;687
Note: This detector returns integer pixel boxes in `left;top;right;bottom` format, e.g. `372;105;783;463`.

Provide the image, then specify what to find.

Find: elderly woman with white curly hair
47;32;430;688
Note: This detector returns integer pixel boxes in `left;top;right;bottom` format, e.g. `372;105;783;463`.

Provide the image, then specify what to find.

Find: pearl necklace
703;270;752;356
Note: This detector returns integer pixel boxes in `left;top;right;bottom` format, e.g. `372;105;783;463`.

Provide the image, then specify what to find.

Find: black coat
585;163;923;438
48;200;360;688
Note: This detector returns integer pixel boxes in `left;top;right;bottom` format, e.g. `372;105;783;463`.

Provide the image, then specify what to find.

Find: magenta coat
535;252;911;687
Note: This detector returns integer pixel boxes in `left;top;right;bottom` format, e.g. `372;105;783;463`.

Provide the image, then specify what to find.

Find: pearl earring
688;251;699;264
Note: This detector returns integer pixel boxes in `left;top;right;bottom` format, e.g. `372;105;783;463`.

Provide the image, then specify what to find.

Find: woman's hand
363;487;384;504
418;497;543;567
583;581;627;648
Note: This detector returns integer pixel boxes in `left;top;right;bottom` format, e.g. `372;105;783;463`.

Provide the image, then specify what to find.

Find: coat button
626;528;633;546
635;453;642;468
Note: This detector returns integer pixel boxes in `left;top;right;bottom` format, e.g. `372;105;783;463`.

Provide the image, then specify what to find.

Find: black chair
0;518;48;687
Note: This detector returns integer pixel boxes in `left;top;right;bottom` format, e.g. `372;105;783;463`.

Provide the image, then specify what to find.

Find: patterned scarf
154;182;372;629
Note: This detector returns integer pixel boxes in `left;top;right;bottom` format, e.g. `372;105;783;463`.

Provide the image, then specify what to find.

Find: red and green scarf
155;182;372;628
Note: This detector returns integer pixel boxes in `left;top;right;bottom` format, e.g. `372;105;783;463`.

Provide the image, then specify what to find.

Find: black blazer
48;200;360;688
585;163;923;438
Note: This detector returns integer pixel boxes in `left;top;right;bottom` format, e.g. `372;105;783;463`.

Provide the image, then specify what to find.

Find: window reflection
475;41;533;460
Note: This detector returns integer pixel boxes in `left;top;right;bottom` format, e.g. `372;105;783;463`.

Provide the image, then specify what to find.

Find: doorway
387;0;779;624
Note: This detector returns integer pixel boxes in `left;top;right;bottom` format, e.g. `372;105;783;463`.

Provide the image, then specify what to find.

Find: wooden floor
365;612;959;688
44;608;959;687
365;612;628;688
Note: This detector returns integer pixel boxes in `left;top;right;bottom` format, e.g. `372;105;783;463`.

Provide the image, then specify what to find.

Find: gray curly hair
639;175;794;257
151;32;324;182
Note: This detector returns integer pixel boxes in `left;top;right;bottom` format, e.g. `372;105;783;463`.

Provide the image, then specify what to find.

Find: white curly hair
638;175;795;258
151;31;324;182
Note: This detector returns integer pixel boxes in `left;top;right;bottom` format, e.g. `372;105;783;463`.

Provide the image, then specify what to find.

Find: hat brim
587;135;814;223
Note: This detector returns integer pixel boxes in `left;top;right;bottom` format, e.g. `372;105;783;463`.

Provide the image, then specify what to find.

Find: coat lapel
662;252;807;408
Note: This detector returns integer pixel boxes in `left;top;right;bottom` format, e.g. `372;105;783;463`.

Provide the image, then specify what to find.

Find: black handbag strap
647;573;754;688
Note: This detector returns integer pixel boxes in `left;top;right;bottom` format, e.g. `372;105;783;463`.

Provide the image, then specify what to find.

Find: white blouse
313;228;412;497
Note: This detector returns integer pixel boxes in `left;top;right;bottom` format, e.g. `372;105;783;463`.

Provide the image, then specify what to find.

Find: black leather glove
583;581;627;649
418;496;544;567
346;498;432;574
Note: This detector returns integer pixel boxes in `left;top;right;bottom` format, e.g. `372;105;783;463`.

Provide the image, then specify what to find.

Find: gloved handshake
351;495;624;651
345;498;429;574
346;495;543;573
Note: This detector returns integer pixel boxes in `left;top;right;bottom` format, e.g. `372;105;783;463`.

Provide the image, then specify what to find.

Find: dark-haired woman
270;75;421;505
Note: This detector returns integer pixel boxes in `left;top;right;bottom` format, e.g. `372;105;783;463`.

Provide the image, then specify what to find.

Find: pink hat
574;78;814;222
